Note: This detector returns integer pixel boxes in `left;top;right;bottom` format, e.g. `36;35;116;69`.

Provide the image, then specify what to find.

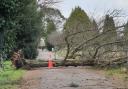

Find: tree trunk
63;37;70;64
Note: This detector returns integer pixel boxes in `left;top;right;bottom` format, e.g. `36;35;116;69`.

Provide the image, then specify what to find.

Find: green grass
105;67;128;80
0;61;25;89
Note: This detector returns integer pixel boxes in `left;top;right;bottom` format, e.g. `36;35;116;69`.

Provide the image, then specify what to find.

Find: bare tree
37;0;61;8
47;31;65;47
62;9;128;66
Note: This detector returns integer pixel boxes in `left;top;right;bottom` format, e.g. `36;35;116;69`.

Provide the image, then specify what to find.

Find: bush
23;45;38;59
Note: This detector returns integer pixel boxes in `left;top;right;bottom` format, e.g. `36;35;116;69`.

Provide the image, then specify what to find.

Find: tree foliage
0;0;43;59
63;7;94;61
64;7;91;33
102;15;117;43
0;0;19;54
124;21;128;40
45;19;56;51
16;0;43;58
59;8;127;67
41;7;64;51
45;19;56;37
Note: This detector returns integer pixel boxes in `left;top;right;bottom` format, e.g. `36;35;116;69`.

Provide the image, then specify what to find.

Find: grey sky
55;0;128;20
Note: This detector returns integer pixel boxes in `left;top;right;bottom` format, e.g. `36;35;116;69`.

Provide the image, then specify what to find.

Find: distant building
38;38;46;48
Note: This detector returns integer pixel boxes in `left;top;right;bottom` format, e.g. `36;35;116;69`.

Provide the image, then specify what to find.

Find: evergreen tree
102;15;117;52
123;21;128;51
63;7;93;60
64;7;91;33
102;15;117;43
92;20;99;33
0;0;19;55
41;7;65;51
124;21;128;40
45;19;56;37
0;0;43;59
64;6;92;47
45;19;56;51
16;0;43;59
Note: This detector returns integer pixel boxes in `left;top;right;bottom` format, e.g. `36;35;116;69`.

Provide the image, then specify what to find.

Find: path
19;67;127;89
36;49;63;60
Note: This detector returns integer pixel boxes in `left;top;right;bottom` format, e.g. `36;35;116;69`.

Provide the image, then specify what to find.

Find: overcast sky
55;0;128;21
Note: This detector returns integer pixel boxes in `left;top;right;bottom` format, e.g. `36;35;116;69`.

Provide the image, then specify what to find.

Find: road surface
19;67;127;89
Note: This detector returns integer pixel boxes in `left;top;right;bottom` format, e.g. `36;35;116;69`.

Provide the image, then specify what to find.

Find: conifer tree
102;15;117;43
63;7;93;60
124;22;128;40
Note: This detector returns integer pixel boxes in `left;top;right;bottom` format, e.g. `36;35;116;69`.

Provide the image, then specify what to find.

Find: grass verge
0;61;25;89
105;67;128;81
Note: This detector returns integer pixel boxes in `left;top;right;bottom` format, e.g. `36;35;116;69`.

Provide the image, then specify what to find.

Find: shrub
23;45;38;59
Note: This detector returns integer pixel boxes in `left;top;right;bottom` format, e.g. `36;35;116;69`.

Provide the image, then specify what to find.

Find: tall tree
0;0;20;55
63;7;93;61
45;19;56;51
102;15;117;43
0;0;20;69
15;0;43;59
0;0;43;59
124;21;128;55
45;19;56;37
41;7;65;51
102;15;117;51
124;21;128;40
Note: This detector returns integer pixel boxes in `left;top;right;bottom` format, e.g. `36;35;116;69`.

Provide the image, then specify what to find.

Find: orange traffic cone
48;60;53;69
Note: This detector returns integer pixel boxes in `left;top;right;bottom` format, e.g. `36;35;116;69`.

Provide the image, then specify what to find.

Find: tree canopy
102;15;117;43
0;0;43;59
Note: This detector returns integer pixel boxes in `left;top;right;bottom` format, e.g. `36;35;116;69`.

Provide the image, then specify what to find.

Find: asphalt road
20;67;126;89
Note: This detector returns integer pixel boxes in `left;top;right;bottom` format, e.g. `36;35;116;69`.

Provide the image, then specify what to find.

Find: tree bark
63;37;70;64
